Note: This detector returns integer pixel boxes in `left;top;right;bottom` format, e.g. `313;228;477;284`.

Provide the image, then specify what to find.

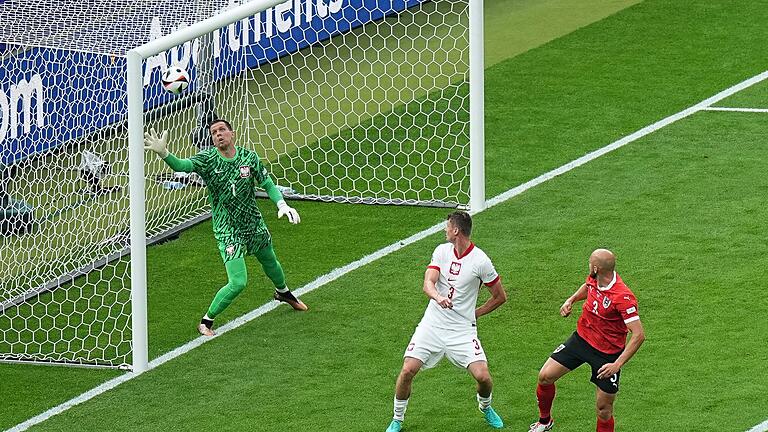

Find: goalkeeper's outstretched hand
143;128;169;158
277;200;301;224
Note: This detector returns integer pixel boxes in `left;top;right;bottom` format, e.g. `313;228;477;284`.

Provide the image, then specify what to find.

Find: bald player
529;249;645;432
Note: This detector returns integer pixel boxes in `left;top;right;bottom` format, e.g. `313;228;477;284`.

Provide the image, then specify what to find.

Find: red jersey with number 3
576;272;639;354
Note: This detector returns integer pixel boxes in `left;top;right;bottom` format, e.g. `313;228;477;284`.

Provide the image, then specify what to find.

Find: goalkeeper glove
143;128;169;158
277;200;300;224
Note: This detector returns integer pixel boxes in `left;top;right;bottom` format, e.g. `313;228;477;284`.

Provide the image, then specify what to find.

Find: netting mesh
245;2;470;204
0;49;133;367
0;0;470;367
0;0;229;56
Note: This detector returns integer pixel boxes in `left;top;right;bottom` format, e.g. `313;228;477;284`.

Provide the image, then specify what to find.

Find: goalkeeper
144;118;307;337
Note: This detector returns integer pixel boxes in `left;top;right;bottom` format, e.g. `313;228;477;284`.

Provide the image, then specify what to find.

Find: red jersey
576;272;639;354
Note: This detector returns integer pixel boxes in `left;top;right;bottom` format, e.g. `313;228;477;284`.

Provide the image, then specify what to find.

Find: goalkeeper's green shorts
216;232;272;263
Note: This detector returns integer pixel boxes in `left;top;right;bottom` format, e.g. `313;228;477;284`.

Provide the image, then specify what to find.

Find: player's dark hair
208;118;233;131
447;211;472;236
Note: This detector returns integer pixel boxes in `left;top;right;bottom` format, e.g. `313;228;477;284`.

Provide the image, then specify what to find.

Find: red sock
597;416;614;432
536;383;556;419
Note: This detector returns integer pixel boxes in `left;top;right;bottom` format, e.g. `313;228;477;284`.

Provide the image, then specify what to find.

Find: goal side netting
0;0;482;369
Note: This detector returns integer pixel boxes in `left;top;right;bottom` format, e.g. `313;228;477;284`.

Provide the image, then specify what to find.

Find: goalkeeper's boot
529;418;554;432
197;318;216;337
479;406;504;429
274;289;308;311
385;419;402;432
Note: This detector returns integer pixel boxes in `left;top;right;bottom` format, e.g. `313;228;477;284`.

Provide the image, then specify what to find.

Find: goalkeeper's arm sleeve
162;153;195;173
261;177;284;205
263;178;300;224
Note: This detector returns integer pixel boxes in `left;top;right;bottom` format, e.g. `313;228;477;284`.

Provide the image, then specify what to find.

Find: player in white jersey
385;211;508;432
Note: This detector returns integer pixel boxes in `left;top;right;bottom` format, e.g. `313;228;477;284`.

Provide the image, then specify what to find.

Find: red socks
536;383;556;419
537;383;614;431
597;416;614;432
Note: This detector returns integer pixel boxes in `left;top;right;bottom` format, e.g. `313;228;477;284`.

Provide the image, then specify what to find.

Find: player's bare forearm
475;280;506;318
422;281;439;300
423;268;451;308
596;321;645;379
560;283;587;317
615;320;645;367
569;283;588;303
422;269;439;299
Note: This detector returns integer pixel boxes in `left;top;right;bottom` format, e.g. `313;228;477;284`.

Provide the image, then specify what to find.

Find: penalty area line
748;420;768;432
702;106;768;113
7;69;768;432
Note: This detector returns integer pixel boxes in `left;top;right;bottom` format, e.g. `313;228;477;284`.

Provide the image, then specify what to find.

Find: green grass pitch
2;0;768;431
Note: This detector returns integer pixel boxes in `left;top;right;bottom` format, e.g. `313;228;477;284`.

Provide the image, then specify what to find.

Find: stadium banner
0;0;429;165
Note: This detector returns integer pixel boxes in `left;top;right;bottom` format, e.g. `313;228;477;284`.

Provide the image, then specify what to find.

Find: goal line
702;106;768;113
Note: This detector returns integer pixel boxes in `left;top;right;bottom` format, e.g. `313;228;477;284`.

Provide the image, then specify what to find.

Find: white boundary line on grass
7;70;768;432
703;106;768;113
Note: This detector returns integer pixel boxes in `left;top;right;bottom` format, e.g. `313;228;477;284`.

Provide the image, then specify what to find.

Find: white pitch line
703;106;768;113
7;69;768;432
748;420;768;432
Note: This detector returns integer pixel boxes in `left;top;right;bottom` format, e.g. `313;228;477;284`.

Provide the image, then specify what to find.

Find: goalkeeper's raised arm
143;128;195;173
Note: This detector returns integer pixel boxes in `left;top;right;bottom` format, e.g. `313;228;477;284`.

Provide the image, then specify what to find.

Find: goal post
0;0;485;371
126;53;149;373
469;0;485;212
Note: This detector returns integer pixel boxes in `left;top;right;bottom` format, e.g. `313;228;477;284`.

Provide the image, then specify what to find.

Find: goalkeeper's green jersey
189;146;270;240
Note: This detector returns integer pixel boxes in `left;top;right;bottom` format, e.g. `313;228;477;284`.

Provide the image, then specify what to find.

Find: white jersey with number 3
421;242;500;329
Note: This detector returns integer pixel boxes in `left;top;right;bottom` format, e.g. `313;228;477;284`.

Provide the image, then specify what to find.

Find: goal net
0;0;481;369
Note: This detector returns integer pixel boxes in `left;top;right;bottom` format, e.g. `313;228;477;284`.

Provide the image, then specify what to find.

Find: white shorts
403;322;487;369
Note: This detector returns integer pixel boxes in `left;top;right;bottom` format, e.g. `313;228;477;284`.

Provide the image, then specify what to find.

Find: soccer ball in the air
161;67;189;95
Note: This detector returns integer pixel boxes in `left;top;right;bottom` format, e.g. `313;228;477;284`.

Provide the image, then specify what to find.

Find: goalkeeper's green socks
255;245;286;289
206;258;248;318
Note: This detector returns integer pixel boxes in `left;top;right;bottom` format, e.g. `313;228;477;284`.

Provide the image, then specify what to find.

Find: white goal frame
0;0;487;374
128;0;484;373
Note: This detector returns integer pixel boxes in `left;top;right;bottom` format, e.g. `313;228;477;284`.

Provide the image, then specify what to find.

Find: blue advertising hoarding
0;0;428;165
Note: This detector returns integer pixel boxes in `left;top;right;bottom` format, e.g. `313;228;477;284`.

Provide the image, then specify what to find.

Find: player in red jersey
529;249;645;432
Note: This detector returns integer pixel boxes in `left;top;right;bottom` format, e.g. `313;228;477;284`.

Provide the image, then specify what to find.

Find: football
161;67;190;95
